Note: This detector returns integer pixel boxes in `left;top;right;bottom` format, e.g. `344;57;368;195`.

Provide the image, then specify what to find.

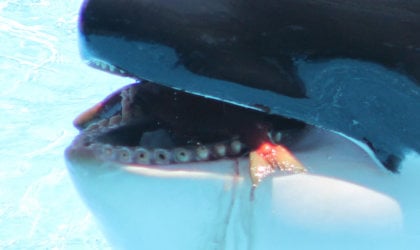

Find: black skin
80;0;420;93
77;0;420;171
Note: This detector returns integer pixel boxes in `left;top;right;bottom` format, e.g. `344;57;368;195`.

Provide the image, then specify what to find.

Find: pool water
0;0;131;248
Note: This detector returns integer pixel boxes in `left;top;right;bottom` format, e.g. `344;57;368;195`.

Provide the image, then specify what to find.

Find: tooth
85;123;99;131
173;148;192;163
101;144;115;160
109;115;122;126
230;140;242;154
214;143;227;157
153;149;171;164
270;131;283;143
97;119;109;127
134;147;150;164
117;147;132;163
196;146;209;160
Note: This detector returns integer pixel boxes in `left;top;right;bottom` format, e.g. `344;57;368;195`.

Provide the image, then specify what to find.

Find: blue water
0;1;131;248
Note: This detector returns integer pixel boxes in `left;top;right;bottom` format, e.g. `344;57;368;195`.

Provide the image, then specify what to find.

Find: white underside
67;127;420;250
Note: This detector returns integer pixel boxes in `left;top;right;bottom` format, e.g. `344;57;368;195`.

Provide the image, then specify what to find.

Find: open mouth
66;61;308;185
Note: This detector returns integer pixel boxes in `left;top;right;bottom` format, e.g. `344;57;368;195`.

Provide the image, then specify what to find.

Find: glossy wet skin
65;1;420;248
66;119;410;249
78;0;420;171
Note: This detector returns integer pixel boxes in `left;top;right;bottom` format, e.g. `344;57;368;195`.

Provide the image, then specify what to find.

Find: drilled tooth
173;148;192;163
230;140;242;155
270;131;283;143
196;146;210;161
134;147;151;164
214;143;227;157
117;147;132;163
153;149;171;165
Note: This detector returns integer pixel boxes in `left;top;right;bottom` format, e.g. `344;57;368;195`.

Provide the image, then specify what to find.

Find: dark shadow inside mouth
75;81;306;164
94;120;235;149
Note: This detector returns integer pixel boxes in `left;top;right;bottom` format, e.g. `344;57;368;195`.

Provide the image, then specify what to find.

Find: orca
66;0;420;249
65;83;417;248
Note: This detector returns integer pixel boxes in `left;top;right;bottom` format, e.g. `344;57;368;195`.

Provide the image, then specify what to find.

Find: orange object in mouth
250;142;307;187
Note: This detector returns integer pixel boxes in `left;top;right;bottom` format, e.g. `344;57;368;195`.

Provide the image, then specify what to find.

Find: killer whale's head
65;0;420;248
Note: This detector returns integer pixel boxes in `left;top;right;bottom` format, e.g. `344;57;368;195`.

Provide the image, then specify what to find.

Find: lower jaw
65;126;403;250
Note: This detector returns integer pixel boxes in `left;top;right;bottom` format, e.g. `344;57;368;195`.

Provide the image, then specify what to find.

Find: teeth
153;149;171;164
87;140;250;165
134;147;151;164
82;118;249;165
89;59;126;74
173;148;192;163
117;147;132;163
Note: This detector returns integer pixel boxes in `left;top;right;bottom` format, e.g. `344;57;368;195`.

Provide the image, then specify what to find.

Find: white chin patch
271;174;402;232
120;126;404;232
67;126;420;249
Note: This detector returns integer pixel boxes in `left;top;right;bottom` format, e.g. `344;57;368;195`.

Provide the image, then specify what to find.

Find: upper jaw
66;81;282;169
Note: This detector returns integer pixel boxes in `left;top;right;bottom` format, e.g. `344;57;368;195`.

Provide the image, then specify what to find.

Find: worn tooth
173;148;192;163
117;147;132;163
85;123;99;132
196;146;210;161
270;131;283;143
214;143;227;157
98;119;109;128
109;115;122;127
109;64;116;72
134;147;151;164
230;140;242;154
121;87;135;123
87;143;102;156
101;144;115;160
153;149;171;164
